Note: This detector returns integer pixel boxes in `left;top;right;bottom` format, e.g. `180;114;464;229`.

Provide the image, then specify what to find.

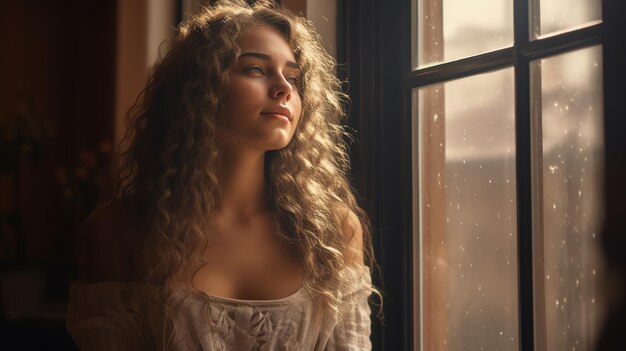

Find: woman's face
219;25;303;152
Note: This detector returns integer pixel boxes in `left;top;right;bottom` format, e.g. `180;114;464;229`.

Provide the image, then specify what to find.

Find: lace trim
203;302;302;349
198;285;309;306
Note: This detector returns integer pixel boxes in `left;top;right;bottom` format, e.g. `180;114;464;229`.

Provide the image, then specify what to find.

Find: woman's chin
266;140;292;151
260;133;295;151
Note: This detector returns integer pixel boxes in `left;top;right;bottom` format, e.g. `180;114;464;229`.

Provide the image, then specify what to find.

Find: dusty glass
531;45;605;350
531;0;602;39
413;0;513;68
413;67;518;350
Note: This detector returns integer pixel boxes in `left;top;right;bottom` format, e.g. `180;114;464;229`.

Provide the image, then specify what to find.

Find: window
411;0;604;350
340;0;624;350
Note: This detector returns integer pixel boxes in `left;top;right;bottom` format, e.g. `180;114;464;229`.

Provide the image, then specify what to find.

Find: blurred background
0;1;117;348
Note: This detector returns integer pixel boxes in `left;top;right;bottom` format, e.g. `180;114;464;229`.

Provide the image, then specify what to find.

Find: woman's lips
261;106;292;122
260;112;290;123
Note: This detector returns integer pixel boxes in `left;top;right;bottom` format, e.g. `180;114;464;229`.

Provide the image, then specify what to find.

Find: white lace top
66;265;374;350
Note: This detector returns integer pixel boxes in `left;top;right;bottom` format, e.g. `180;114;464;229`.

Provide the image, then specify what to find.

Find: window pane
413;68;518;350
412;0;513;68
532;46;605;350
531;0;602;39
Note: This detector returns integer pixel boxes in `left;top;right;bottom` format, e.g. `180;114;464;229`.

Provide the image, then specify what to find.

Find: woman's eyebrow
239;51;300;70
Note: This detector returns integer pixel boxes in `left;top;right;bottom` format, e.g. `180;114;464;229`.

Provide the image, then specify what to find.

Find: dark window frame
339;0;626;350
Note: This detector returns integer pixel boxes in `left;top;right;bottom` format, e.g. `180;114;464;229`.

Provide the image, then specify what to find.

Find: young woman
66;1;381;349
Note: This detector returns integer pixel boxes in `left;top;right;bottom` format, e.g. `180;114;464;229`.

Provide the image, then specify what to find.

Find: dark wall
0;0;117;348
598;0;626;350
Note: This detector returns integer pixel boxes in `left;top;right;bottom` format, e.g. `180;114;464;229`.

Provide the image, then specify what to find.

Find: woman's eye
287;76;301;86
246;66;265;74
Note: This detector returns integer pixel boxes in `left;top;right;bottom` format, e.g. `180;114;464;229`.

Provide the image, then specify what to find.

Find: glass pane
414;68;518;350
413;0;513;68
532;46;605;350
532;0;602;39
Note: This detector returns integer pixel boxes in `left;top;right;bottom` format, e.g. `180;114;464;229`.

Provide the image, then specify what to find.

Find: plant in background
55;140;113;221
0;93;55;260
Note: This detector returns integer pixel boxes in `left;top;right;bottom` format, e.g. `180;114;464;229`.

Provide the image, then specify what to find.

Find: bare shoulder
336;203;365;266
78;198;140;283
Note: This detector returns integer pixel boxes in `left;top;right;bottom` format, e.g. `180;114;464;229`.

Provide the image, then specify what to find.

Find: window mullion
405;47;515;88
513;0;535;351
522;23;603;60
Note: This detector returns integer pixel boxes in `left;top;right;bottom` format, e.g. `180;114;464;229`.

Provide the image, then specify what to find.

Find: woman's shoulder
334;203;365;266
78;197;142;283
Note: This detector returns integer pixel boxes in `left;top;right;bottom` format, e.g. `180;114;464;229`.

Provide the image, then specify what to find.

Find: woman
67;1;381;349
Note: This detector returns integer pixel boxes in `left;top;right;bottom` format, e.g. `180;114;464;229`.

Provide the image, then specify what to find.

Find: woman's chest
192;234;304;301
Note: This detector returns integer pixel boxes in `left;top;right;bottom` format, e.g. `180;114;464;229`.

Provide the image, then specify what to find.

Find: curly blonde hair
116;0;381;343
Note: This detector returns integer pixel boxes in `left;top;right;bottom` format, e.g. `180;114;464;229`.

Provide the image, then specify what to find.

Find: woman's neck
216;148;269;219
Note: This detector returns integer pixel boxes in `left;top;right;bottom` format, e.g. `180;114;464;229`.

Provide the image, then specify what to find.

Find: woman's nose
270;75;292;101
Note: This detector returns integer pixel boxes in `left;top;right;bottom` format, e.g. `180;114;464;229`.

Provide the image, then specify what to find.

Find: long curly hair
116;0;381;342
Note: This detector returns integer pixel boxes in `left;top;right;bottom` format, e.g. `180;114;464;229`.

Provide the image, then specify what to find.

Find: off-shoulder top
66;265;374;350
